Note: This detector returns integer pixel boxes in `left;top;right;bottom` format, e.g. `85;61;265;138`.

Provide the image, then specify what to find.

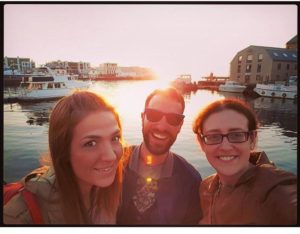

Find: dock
4;97;19;104
171;73;230;93
198;73;229;89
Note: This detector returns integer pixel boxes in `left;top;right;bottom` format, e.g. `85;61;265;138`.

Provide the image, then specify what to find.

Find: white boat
254;76;297;99
17;66;92;101
218;81;246;93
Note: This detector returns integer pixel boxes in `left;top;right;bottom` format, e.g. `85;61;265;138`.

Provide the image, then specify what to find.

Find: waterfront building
286;35;297;50
4;56;35;74
99;63;118;77
230;35;297;85
88;67;101;79
85;63;155;80
45;60;90;75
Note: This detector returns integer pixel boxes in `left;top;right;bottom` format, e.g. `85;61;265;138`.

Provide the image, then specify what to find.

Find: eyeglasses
200;131;253;145
144;108;185;126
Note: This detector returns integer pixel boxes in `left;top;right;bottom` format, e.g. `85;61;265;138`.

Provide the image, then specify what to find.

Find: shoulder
200;174;218;192
202;174;217;185
256;166;297;224
125;144;137;153
3;166;57;224
172;153;202;181
254;165;297;201
23;166;57;196
256;164;296;185
3;192;32;224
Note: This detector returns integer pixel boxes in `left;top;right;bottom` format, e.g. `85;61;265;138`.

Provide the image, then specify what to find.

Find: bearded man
117;88;202;225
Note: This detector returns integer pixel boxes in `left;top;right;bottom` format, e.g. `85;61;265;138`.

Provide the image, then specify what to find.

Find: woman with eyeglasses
192;98;297;225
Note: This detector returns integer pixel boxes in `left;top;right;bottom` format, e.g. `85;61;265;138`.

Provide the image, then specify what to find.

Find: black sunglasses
144;108;185;126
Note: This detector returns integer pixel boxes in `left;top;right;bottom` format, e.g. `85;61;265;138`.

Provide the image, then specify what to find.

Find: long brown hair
48;90;123;224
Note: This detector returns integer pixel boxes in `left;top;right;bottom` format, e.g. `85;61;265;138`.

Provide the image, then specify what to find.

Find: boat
170;74;198;93
253;76;297;99
16;66;92;101
218;80;246;93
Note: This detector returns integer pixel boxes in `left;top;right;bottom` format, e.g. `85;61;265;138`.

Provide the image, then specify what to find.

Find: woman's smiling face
70;111;122;193
199;109;255;185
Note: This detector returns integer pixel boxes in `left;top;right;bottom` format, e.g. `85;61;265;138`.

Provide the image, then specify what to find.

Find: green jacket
4;166;117;225
4;166;63;224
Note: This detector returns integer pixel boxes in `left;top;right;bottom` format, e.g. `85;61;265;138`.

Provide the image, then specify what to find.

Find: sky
4;4;297;81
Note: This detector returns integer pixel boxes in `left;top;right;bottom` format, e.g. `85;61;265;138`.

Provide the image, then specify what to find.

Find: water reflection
213;91;297;138
26;112;50;126
3;81;297;182
251;97;297;137
5;101;55;126
218;90;245;100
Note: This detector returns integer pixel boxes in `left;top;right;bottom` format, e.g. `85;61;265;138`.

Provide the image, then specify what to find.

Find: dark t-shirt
117;145;202;225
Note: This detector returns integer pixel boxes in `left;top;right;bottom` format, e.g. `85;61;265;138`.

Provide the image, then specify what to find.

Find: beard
142;126;177;155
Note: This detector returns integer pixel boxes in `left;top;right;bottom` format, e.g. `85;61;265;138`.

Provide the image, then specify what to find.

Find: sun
88;78;174;128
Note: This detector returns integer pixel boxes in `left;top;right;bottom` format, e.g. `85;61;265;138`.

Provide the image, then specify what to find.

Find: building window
54;83;61;88
258;54;263;62
292;54;297;58
245;75;250;84
277;63;281;70
246;54;253;63
256;75;262;82
246;64;252;72
237;65;241;73
238;55;242;64
273;52;279;57
283;53;288;57
257;64;261;73
287;64;290;70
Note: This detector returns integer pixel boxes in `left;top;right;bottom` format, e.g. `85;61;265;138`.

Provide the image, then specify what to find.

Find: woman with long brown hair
4;91;126;224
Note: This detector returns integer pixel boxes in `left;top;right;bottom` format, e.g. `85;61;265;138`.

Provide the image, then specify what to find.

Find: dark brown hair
144;87;185;113
193;98;259;135
48;90;123;224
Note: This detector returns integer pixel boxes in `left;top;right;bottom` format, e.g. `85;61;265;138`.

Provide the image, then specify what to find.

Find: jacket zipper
210;182;221;224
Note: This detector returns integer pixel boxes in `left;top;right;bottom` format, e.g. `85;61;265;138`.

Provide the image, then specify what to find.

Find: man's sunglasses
144;108;185;126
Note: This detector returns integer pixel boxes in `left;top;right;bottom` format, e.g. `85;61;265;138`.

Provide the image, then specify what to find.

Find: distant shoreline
3;75;156;86
81;76;155;81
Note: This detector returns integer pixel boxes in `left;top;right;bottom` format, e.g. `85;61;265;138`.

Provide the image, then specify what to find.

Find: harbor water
3;80;298;182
